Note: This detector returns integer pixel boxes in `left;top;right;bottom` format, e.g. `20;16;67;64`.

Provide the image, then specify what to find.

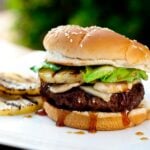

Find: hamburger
33;25;150;131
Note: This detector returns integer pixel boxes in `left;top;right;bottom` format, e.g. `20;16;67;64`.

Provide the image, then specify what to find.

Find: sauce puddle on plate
140;137;149;141
24;114;32;118
135;131;144;136
67;131;85;135
135;131;149;141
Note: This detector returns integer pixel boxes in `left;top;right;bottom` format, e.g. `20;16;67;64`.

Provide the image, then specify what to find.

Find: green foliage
30;61;61;72
5;0;79;49
5;0;150;49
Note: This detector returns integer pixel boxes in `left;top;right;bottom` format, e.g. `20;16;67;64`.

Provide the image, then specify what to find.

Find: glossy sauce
140;137;149;141
56;110;70;126
67;131;85;135
135;131;144;136
88;112;97;133
24;114;32;118
36;109;47;116
121;111;130;127
74;131;85;134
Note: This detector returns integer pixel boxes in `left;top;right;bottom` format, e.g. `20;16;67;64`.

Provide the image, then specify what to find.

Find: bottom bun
44;101;150;131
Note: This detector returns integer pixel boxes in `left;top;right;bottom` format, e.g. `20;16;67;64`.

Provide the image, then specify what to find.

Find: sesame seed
54;32;58;37
80;44;83;48
65;33;70;38
65;32;69;36
72;32;78;35
70;39;73;43
145;53;148;58
144;45;149;49
132;45;137;48
87;34;92;37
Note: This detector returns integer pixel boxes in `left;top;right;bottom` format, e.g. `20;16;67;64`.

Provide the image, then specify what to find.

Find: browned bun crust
44;101;150;131
43;25;150;68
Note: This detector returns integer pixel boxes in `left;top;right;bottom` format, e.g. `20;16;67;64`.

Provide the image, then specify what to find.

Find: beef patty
41;83;144;112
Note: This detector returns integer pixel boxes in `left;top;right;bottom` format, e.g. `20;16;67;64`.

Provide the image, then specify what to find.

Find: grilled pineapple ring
0;96;43;116
0;90;22;100
0;73;40;95
39;69;83;84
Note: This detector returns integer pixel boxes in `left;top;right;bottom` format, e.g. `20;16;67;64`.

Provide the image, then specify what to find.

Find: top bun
43;25;150;71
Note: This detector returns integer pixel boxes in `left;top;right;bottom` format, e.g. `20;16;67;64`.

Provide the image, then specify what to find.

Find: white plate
0;52;150;150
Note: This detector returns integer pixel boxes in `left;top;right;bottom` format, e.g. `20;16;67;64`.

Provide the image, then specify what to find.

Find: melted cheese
49;81;140;102
49;83;80;93
94;81;139;93
80;86;112;102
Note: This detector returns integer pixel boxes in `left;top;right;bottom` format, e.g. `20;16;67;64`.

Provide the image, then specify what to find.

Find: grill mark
23;96;38;105
4;101;21;109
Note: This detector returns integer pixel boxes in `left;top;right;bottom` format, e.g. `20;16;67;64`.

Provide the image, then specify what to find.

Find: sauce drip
56;110;70;126
36;109;47;116
121;111;130;127
88;112;97;133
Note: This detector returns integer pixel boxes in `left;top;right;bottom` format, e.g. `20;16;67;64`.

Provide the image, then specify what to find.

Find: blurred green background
5;0;150;49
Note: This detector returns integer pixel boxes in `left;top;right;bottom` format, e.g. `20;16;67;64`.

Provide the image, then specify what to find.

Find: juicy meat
41;83;144;112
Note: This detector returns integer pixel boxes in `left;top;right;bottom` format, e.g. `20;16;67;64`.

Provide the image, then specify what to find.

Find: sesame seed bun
43;25;150;71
